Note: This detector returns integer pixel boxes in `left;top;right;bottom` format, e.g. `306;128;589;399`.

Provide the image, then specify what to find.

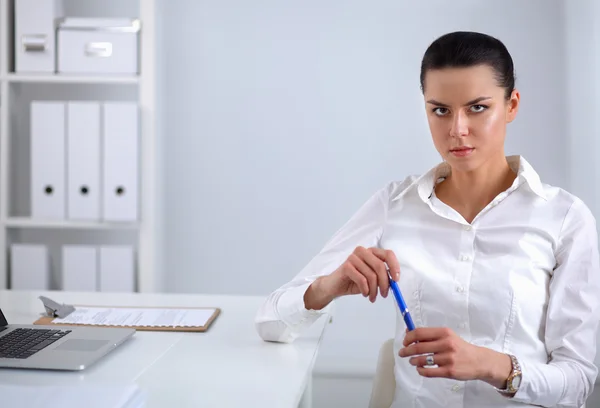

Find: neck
440;155;516;216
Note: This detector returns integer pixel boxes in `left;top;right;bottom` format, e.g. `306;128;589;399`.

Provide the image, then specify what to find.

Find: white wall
157;0;594;406
159;0;568;291
564;1;600;403
564;0;600;222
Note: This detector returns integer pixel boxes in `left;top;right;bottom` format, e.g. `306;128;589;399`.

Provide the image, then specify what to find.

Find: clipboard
33;296;221;332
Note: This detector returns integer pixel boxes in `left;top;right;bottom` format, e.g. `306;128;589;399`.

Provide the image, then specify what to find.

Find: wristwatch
496;354;522;395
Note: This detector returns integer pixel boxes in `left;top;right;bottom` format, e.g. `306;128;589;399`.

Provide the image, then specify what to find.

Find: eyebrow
426;96;492;107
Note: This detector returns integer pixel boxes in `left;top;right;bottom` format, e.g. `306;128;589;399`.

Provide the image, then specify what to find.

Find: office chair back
368;338;396;408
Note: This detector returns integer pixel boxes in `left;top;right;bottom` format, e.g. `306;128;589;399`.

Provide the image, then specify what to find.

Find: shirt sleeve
510;198;600;407
254;184;392;343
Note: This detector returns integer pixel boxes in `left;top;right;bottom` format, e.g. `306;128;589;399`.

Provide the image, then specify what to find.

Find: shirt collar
392;155;547;203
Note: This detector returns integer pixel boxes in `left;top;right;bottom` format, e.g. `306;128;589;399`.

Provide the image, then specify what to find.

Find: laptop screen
0;308;7;327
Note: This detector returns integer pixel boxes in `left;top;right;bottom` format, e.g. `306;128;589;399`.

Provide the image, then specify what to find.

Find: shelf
3;217;139;230
3;73;140;84
0;1;158;292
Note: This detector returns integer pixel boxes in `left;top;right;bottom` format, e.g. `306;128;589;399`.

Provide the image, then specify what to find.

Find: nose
449;111;469;138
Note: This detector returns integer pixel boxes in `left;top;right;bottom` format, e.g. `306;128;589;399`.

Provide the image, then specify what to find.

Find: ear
506;89;520;123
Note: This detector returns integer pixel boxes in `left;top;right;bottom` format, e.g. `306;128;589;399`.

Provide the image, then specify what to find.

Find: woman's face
422;64;520;172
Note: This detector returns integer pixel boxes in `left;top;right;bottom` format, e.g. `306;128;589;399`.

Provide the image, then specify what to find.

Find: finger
355;247;379;302
351;251;379;302
408;352;452;367
370;248;401;281
416;366;452;379
362;249;390;298
344;263;369;296
399;339;448;358
374;248;401;281
403;327;453;347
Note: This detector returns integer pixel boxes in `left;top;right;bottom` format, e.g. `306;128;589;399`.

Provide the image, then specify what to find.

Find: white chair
368;338;396;408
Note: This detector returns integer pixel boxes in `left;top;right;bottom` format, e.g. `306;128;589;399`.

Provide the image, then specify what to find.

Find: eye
469;104;488;113
433;107;449;116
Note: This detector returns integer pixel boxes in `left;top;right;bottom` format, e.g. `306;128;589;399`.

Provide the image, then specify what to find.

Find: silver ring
425;354;435;366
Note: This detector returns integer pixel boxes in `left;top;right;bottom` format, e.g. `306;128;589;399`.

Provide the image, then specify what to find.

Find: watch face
512;375;522;389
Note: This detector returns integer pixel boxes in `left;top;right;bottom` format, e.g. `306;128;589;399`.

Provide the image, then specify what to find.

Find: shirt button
463;225;471;231
451;384;461;392
456;286;465;293
458;323;467;329
460;255;471;262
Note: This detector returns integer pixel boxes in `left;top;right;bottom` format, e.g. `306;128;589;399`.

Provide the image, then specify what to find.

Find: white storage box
10;244;50;290
57;18;140;75
62;245;97;291
99;246;135;292
15;0;64;73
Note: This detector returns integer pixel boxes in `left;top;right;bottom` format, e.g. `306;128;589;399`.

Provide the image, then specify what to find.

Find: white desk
0;290;330;408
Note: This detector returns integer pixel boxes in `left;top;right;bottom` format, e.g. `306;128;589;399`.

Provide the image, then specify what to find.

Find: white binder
31;102;66;219
99;246;135;292
10;244;49;290
15;0;63;73
102;103;139;221
67;102;101;220
62;245;97;291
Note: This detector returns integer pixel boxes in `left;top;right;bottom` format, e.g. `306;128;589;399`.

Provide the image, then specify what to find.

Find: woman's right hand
304;246;401;310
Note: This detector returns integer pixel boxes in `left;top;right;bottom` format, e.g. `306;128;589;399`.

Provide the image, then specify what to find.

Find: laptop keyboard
0;328;72;359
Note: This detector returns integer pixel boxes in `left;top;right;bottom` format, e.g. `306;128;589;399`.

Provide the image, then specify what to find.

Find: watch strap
495;354;521;395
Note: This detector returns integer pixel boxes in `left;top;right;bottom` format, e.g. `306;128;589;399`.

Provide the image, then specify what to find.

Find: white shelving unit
3;217;139;230
4;73;140;84
0;0;159;292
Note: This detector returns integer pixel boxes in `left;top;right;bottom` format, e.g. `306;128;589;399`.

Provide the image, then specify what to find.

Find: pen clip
39;296;76;318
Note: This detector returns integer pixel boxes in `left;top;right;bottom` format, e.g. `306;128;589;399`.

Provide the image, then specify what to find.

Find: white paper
51;306;216;327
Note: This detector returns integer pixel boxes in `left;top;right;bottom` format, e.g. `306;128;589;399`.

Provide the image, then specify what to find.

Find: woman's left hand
399;327;510;385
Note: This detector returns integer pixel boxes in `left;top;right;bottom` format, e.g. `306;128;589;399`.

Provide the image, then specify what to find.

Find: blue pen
387;269;416;331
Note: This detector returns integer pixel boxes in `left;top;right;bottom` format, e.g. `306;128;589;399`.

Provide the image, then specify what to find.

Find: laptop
0;306;135;370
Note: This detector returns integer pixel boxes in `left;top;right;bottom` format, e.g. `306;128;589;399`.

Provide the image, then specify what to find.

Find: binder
67;102;101;220
31;101;66;219
62;245;97;291
99;246;135;292
15;0;63;73
102;102;139;222
10;244;49;290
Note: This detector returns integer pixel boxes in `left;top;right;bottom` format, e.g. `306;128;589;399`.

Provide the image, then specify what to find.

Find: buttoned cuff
508;358;566;407
277;282;330;328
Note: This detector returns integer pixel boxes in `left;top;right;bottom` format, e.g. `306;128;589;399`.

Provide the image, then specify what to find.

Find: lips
450;147;474;157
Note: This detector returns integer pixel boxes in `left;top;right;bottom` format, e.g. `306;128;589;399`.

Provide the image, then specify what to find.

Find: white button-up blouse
255;156;600;408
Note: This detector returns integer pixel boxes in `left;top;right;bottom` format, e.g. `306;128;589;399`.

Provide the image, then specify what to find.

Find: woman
255;31;600;407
